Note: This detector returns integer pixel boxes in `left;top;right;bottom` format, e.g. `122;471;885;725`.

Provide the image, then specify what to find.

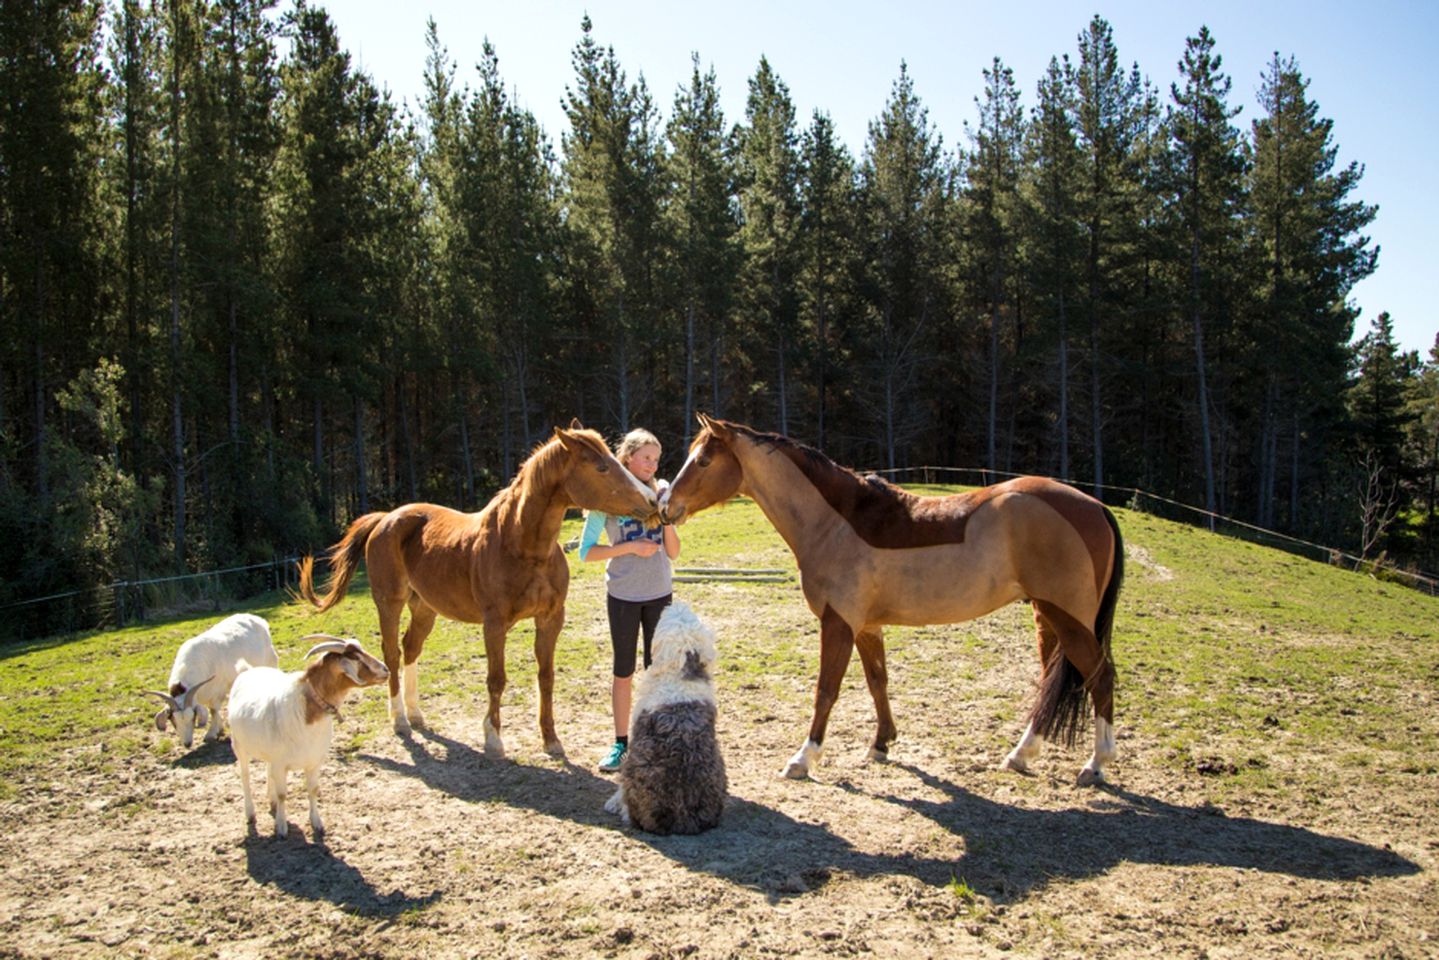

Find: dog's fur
604;601;726;834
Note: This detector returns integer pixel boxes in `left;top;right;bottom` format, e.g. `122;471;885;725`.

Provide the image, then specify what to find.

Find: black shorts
608;593;672;678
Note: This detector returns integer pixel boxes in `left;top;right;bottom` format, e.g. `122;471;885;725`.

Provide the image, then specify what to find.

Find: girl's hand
629;539;661;558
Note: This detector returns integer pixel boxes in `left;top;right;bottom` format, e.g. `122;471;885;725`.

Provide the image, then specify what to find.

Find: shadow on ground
244;831;442;917
854;761;1420;901
172;738;235;769
359;732;1420;905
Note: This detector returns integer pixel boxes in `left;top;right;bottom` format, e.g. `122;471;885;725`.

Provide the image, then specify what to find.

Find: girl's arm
578;510;657;561
662;522;680;560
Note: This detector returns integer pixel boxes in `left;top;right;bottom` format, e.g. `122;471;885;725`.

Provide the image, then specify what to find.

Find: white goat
228;635;389;838
144;613;278;748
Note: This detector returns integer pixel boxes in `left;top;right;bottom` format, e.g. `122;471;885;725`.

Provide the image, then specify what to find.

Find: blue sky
318;0;1437;357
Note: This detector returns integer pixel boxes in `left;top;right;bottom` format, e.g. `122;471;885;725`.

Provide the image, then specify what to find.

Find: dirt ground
1;598;1435;959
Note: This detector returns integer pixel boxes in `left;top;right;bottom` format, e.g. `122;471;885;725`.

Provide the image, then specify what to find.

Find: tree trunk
816;297;828;451
1191;234;1216;531
777;331;789;435
396;373;416;501
353;395;368;515
1058;291;1069;481
988;301;999;472
684;299;695;446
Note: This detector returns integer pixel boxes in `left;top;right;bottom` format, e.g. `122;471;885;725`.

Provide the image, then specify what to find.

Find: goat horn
303;639;353;660
142;690;179;708
180;676;214;705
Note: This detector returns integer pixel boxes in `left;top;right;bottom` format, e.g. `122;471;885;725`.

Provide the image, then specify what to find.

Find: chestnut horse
661;414;1124;785
298;423;658;758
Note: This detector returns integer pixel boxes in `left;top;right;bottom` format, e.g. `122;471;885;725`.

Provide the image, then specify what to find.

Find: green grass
2;490;1437;803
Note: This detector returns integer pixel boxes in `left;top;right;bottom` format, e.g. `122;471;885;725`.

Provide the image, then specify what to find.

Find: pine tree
1167;26;1247;524
665;54;738;445
963;57;1024;472
1020;56;1082;479
1248;54;1378;532
858;63;948;469
1348;312;1418;557
734;57;802;433
560;16;666;431
798;111;858;453
1073;15;1142;495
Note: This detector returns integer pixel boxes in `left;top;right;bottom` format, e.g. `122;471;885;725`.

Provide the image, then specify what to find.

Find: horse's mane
718;419;982;546
508;427;612;497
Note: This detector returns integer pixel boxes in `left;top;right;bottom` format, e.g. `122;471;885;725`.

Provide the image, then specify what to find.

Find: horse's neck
493;465;567;557
734;438;838;560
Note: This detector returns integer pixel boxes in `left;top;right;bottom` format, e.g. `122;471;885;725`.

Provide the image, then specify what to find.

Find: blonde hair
616;428;662;491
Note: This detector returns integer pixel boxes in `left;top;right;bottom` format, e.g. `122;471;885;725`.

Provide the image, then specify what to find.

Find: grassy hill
0;490;1435;957
4;492;1434;798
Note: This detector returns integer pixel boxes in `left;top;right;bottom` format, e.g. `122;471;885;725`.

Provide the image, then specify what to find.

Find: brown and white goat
227;635;388;838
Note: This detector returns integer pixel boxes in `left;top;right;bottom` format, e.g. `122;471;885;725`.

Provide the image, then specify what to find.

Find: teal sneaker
598;740;627;772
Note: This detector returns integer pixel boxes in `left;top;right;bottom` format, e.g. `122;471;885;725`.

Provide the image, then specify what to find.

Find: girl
578;428;681;772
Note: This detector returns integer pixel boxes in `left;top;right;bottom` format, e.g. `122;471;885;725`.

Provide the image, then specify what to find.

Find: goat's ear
194;705;210;728
337;656;363;684
154;709;170;732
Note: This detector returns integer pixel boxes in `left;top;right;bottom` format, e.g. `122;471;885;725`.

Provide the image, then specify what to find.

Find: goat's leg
305;766;324;837
203;704;224;742
238;751;256;828
269;761;288;838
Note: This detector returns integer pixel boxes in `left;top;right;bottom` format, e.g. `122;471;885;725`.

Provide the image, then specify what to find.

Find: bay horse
660;414;1124;785
297;422;658;758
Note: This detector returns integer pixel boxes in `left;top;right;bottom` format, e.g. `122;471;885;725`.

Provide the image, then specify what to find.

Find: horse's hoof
865;747;890;764
1002;753;1030;774
407;712;429;731
392;717;412;736
543;740;565;759
1076;767;1104;787
781;761;810;780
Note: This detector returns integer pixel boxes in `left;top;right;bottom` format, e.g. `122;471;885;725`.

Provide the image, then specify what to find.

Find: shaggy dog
604;601;726;834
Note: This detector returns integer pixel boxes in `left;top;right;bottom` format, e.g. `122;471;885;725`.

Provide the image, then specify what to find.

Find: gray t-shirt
578;480;673;602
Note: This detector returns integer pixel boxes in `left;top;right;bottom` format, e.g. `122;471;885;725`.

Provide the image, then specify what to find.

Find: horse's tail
1094;505;1125;662
295;512;387;612
1029;504;1124;748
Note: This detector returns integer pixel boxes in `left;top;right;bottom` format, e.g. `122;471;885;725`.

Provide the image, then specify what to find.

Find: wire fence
2;468;1433;643
0;556;303;644
871;465;1439;597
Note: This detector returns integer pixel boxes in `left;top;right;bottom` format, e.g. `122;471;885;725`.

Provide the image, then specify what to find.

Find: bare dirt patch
1;600;1434;959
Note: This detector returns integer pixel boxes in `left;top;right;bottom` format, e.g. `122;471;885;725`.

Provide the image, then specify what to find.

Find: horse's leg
533;603;566;758
481;617;508;758
853;627;897;762
400;598;437;731
373;593;410;734
784;606;855;779
1032;599;1116;786
1003;602;1059;774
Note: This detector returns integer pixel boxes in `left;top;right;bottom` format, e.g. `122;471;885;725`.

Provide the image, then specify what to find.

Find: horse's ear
569;417;584;430
698;413;731;440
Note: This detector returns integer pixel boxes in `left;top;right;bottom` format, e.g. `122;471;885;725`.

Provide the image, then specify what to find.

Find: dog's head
651;601;717;682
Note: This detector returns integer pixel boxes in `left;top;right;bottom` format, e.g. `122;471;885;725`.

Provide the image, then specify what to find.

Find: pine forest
3;2;1436;632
